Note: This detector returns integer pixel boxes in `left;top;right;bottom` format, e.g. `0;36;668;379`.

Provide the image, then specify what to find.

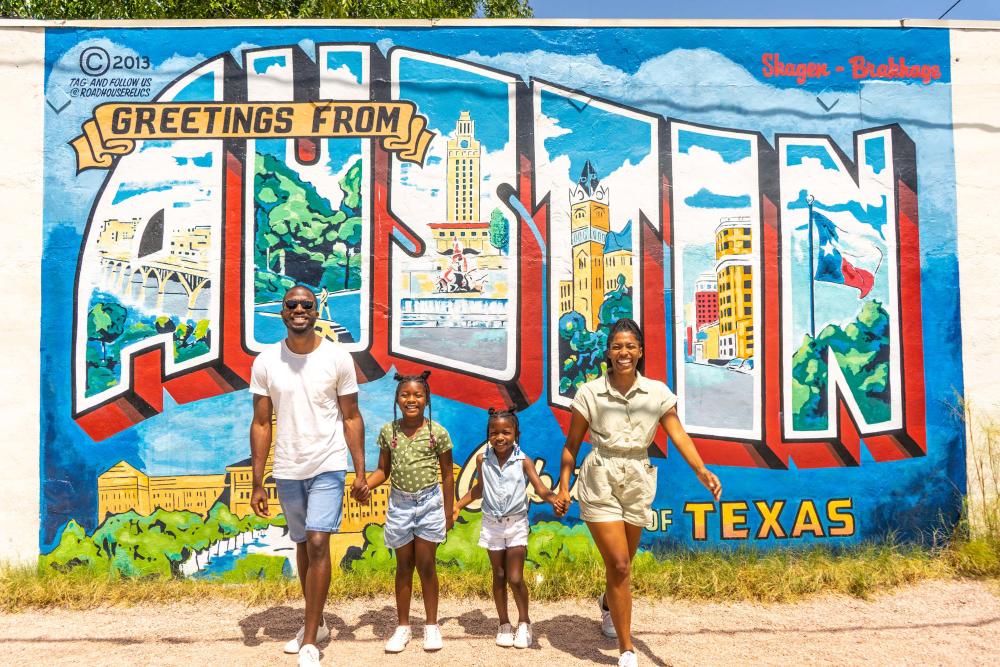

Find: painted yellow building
168;224;211;261
695;322;721;362
569;161;610;330
603;249;633;292
715;216;754;360
96;218;141;258
149;474;226;514
558;280;573;316
446;111;481;222
226;447;281;518
428;222;496;255
97;461;152;517
98;452;463;535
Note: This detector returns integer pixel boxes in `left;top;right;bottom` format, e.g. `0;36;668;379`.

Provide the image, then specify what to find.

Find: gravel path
1;580;998;666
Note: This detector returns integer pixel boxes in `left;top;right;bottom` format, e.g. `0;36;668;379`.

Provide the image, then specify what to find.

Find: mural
40;25;964;577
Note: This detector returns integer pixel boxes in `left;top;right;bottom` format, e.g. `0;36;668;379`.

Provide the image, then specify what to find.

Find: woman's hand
696;467;722;501
553;489;572;516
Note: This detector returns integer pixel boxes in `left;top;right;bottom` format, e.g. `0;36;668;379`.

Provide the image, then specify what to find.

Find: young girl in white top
454;407;565;649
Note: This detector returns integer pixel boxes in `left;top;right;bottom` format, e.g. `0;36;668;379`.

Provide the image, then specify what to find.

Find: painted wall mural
40;25;964;577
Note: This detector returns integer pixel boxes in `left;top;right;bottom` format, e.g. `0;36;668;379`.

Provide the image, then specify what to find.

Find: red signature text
761;53;830;84
849;56;941;84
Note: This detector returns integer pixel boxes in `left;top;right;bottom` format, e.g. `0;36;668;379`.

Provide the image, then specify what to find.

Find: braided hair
391;370;436;449
486;406;521;457
605;317;645;375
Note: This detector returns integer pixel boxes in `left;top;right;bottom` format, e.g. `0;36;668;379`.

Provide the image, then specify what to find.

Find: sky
530;0;1000;20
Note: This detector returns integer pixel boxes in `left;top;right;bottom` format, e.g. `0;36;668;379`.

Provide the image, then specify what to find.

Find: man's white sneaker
384;625;412;653
284;622;331;654
618;650;639;667
298;644;321;667
513;622;532;649
495;623;514;647
598;593;617;638
423;624;443;651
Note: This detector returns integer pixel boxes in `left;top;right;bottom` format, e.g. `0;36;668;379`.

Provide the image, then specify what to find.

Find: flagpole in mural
807;193;816;338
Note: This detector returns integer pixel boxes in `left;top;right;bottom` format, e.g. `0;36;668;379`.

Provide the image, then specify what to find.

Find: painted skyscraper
446;111;481;222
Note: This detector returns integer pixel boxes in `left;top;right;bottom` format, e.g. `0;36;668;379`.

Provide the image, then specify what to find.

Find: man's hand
251;486;269;517
351;475;369;503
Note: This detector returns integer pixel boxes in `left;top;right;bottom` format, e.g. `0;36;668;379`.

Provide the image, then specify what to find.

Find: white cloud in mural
323;63;365;100
673;144;755;238
463;47;949;148
158;53;212;81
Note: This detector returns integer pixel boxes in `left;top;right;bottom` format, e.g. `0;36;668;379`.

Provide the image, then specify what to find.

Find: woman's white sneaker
513;622;532;649
423;624;443;651
284;622;330;653
618;650;639;667
384;625;412;653
598;593;617;638
495;623;514;647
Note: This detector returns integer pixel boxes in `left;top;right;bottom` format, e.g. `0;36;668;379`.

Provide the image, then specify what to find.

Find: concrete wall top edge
3;17;1000;30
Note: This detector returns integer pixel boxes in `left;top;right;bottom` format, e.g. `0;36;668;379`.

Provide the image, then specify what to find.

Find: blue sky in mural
540;89;652;181
397;57;510;150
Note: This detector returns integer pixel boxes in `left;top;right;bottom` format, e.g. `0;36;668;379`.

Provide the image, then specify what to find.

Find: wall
2;19;996;573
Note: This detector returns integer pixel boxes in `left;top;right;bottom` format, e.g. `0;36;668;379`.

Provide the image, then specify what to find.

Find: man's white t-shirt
249;338;359;480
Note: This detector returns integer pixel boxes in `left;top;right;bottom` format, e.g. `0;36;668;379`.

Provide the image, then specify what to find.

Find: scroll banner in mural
39;25;964;579
70;101;434;171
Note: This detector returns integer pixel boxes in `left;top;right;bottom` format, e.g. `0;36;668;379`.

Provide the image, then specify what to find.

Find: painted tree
87;301;127;370
791;300;891;431
489;207;510;254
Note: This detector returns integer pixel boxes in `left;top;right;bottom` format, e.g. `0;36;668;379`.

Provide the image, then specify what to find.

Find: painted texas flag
813;211;878;298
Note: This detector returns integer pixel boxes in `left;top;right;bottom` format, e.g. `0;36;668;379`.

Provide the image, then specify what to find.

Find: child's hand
452;505;462;523
553;489;571;516
446;511;455;532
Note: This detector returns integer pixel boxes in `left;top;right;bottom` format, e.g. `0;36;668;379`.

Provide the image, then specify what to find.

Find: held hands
553;489;571;517
697;467;723;501
446;511;455;532
250;486;269;517
350;475;370;503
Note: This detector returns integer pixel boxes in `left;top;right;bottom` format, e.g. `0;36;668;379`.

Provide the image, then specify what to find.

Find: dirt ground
1;580;998;666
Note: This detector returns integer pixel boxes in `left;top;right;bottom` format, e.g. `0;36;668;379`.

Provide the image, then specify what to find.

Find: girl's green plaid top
377;420;453;493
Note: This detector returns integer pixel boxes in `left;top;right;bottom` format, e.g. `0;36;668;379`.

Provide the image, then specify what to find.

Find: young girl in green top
365;371;455;654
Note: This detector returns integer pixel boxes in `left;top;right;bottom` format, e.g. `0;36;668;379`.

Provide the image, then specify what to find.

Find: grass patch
3;539;996;612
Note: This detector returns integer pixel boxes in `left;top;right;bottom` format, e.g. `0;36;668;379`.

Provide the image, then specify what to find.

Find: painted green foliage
557;280;634;397
84;293;212;397
345;511;600;572
489;206;509;254
254;154;363;300
42;503;284;578
791;300;891;430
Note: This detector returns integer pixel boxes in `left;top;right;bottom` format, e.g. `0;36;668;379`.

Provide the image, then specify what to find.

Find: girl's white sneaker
384;625;412;653
496;623;514;647
423;624;443;651
513;622;532;649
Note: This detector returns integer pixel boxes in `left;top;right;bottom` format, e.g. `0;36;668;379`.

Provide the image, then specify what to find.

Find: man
249;285;368;667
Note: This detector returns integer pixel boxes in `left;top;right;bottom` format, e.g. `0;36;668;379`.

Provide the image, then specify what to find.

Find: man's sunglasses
284;300;315;310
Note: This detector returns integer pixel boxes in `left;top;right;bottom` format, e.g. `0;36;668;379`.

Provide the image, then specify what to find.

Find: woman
555;318;722;667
